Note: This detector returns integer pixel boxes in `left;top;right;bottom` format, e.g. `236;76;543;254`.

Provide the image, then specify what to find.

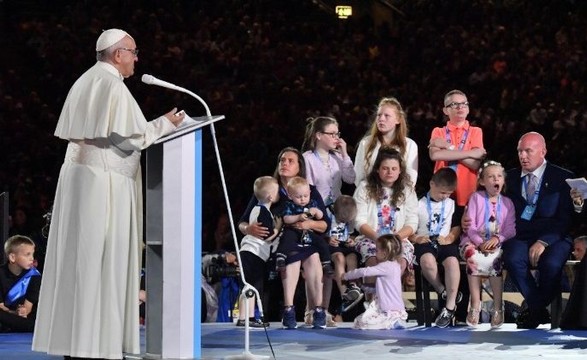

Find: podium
144;115;224;359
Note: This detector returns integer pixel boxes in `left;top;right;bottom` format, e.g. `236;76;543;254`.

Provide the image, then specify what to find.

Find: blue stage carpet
2;322;586;359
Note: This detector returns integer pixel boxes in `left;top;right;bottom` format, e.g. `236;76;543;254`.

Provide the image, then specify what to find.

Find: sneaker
282;306;297;330
441;289;463;304
304;310;314;326
322;262;334;276
236;318;270;328
312;307;326;329
342;285;364;312
435;307;456;328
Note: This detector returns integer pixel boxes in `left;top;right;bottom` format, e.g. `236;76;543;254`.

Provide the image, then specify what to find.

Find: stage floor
3;322;587;360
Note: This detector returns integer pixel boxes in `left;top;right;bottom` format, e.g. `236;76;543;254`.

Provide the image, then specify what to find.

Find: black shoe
435;307;456;328
341;285;364;312
441;289;463;304
516;308;541;329
322;262;334;276
236;317;270;328
536;308;551;325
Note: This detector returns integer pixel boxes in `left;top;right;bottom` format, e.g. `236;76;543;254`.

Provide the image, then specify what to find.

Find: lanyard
484;192;501;241
426;192;445;236
445;127;469;171
5;267;41;306
523;174;542;206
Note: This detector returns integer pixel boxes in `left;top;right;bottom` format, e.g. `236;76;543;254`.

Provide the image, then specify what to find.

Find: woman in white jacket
353;149;419;299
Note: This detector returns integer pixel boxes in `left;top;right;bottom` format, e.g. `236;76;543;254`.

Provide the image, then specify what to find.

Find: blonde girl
460;160;516;328
343;234;408;329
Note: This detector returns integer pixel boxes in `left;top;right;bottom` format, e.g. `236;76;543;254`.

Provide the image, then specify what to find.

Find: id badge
521;204;536;220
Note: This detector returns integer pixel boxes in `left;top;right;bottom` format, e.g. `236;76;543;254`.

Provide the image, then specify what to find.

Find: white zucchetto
96;29;133;51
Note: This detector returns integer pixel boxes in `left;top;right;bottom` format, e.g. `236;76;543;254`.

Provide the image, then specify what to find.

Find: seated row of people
236;129;583;330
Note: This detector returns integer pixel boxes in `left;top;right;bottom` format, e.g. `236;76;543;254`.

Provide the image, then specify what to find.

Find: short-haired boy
0;235;41;332
328;195;364;312
409;167;462;328
237;175;281;328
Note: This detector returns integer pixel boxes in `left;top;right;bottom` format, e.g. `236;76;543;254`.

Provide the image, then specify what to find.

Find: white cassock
32;61;176;359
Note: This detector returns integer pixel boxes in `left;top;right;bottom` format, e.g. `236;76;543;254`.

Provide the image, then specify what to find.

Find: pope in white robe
32;29;184;359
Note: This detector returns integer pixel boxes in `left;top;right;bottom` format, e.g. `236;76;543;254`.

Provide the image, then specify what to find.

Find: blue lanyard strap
426;192;445;236
5;267;41;306
445;127;469;171
484;192;501;241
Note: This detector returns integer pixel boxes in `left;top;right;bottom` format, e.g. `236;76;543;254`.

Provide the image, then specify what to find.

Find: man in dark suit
502;132;575;329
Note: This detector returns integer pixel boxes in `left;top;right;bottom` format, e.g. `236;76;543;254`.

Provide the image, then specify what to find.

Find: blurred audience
1;0;586;263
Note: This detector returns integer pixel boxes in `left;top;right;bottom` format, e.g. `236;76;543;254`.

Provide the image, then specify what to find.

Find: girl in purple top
302;116;356;207
301;116;356;326
460;160;516;328
343;234;407;330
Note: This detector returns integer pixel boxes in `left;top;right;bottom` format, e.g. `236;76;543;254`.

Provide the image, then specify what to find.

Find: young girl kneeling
343;234;407;329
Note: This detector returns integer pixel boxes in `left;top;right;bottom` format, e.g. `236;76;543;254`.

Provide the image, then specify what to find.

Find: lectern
144;115;224;359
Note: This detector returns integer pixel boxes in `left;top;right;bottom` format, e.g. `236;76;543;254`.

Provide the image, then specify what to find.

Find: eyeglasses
444;101;469;109
118;47;139;56
320;131;341;139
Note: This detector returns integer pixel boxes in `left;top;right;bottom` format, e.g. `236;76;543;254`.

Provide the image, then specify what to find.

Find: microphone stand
176;86;270;360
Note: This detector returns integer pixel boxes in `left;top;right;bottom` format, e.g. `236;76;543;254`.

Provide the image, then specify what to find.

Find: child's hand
336;138;348;156
0;302;9;313
413;235;429;244
480;237;499;253
328;236;340;247
308;207;322;219
346;237;356;247
17;304;28;318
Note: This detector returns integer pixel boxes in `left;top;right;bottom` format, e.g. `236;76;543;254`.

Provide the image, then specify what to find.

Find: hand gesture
571;188;583;205
336;137;349;157
164;107;185;126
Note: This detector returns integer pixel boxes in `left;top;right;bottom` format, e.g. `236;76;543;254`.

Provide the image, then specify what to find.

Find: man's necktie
526;173;537;203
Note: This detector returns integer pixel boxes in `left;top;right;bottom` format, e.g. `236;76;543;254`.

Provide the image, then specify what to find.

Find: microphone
141;74;184;92
141;73;212;119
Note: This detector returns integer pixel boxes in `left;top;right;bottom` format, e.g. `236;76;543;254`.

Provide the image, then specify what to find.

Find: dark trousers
503;238;571;309
0;310;35;332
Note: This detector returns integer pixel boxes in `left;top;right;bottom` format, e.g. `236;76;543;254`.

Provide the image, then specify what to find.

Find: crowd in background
1;0;586;260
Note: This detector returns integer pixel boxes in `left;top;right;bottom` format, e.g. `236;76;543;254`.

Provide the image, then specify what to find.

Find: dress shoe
516;308;540;329
536;307;551;324
516;307;550;329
